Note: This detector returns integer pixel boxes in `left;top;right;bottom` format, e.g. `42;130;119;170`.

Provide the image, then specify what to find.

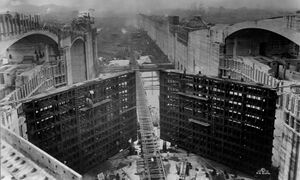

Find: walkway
136;69;166;180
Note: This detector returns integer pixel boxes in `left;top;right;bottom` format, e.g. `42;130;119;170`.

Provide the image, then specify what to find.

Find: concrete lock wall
85;31;96;80
167;32;176;62
139;13;300;179
188;30;220;76
148;14;300;77
138;14;221;76
71;38;87;83
1;126;82;180
278;92;300;180
0;12;96;85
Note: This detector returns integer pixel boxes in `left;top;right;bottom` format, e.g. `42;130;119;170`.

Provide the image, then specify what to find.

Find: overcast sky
1;0;299;13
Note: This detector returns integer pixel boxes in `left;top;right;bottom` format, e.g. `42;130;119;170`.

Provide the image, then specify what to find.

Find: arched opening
223;28;300;81
225;28;299;58
71;39;87;83
4;34;59;64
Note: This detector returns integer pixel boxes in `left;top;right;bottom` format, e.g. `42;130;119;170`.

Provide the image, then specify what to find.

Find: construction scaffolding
22;71;137;173
159;70;278;175
136;70;166;180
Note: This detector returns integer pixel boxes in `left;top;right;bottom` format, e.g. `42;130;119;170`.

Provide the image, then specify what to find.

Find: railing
0;58;66;106
219;57;280;87
0;12;40;40
0;59;67;138
0;23;86;41
286;14;300;31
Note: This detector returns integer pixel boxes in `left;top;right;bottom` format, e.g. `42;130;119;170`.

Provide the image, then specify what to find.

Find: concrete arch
70;38;87;83
224;19;300;46
71;36;85;47
0;30;59;54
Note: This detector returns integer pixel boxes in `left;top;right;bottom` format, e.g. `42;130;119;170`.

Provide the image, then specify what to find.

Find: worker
85;90;94;108
116;173;120;180
85;97;93;108
89;90;95;98
97;172;105;180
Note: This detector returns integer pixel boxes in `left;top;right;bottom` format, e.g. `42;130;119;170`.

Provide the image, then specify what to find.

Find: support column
233;38;238;57
25;16;28;32
0;15;5;40
93;31;98;76
64;46;73;85
10;17;15;36
7;15;12;36
16;13;20;34
85;32;95;80
2;15;8;37
13;17;17;35
174;33;177;66
20;14;24;33
28;15;32;30
45;44;49;62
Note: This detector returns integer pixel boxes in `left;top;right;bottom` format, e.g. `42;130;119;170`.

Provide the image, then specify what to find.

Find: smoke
121;28;127;34
1;0;299;15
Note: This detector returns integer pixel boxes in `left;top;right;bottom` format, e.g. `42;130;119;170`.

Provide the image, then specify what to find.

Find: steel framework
159;70;277;174
22;71;137;173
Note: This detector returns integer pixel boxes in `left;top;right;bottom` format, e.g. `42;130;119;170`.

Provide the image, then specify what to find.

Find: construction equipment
179;160;187;180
